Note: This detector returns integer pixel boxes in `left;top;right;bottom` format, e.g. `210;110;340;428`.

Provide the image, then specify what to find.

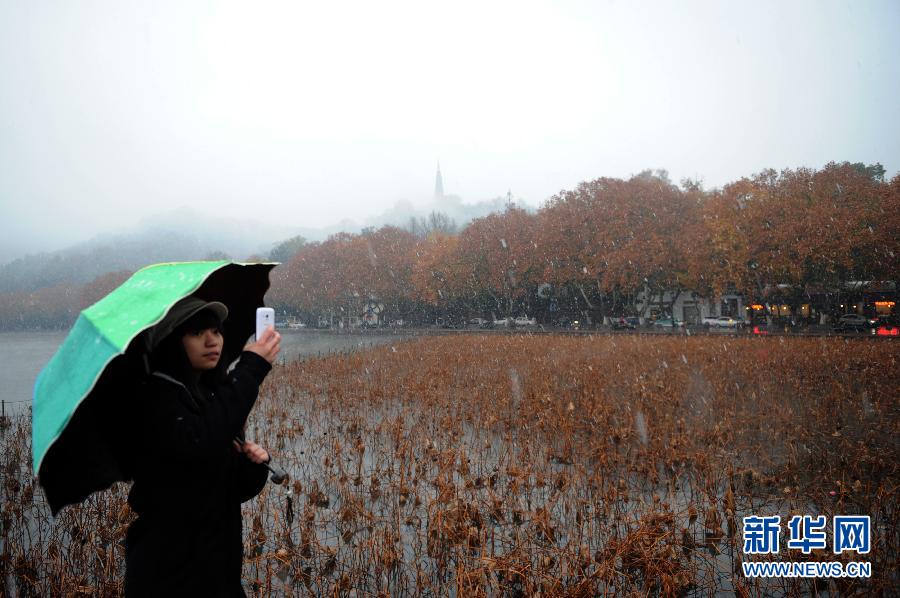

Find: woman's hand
244;326;281;364
234;439;270;464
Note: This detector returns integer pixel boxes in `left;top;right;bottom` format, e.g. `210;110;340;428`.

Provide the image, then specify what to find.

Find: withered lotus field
2;334;897;596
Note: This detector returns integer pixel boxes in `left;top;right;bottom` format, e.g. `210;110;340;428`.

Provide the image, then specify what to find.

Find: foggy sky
2;0;899;264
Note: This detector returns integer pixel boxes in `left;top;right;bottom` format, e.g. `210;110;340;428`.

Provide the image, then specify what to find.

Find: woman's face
181;327;224;370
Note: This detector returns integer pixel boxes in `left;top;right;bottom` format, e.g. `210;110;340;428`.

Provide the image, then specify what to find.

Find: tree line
0;270;133;331
1;162;896;330
268;162;898;325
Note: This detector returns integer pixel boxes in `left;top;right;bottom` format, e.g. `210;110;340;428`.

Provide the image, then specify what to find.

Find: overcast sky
1;0;898;264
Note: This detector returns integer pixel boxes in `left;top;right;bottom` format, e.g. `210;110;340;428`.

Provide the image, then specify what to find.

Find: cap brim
149;299;229;350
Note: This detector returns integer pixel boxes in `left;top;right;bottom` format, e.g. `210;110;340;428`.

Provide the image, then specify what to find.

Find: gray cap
147;296;228;350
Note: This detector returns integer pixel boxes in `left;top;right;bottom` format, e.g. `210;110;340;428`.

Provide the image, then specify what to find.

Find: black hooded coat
123;350;272;597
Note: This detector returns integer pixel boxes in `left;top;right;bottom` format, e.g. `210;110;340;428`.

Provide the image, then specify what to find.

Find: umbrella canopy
33;260;278;515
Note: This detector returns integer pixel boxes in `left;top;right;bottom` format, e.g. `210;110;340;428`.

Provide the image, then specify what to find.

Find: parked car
751;323;770;335
493;317;512;327
652;318;684;328
612;316;637;330
701;316;719;327
555;318;581;330
704;316;744;329
833;314;876;332
876;322;898;336
468;317;489;328
875;317;899;336
513;316;537;327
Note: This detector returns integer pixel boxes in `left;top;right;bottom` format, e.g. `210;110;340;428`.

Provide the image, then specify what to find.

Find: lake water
0;329;405;416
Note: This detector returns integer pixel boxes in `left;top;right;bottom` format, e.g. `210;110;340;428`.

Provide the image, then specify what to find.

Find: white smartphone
255;307;275;341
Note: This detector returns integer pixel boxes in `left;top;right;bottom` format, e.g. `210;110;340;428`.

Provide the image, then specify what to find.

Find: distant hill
0;196;516;294
0;208;330;293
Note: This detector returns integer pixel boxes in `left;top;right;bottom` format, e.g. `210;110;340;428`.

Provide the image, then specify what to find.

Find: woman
124;296;281;596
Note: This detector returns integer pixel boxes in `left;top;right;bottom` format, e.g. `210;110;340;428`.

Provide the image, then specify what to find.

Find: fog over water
2;0;898;264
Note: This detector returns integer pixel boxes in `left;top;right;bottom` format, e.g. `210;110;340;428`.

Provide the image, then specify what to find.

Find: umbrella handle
265;462;289;485
234;436;289;485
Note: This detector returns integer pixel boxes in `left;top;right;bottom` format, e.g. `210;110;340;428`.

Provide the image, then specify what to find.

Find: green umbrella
33;260;278;515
